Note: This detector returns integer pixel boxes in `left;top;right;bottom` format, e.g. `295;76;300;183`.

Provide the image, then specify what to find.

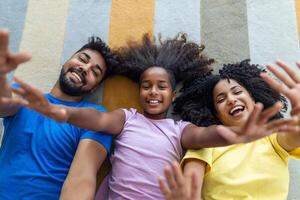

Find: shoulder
77;101;107;112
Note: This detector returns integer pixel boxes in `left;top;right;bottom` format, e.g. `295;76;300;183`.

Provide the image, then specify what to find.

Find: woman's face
213;79;255;127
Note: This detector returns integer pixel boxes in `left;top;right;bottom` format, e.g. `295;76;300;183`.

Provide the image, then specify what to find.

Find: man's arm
2;77;125;135
0;29;31;117
60;139;107;200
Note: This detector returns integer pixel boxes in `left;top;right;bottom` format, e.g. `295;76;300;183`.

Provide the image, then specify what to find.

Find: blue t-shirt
0;93;112;200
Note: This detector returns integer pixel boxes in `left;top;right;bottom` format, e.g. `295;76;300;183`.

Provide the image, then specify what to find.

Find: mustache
67;67;87;84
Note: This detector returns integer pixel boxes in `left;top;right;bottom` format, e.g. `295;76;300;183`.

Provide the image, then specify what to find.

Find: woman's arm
261;60;300;151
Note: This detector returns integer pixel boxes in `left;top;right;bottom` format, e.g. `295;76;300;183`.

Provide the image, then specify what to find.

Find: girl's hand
218;102;299;144
159;161;200;200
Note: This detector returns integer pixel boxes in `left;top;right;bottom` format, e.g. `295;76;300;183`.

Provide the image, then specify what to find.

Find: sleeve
80;104;113;154
181;148;213;174
268;134;300;162
122;108;136;122
289;148;300;159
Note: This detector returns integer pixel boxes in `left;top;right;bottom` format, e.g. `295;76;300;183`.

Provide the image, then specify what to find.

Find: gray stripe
247;0;299;65
247;2;300;200
0;0;28;142
0;0;28;52
201;0;250;70
61;0;112;104
154;0;201;43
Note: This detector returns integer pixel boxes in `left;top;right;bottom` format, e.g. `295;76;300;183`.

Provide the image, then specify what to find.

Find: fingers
164;165;177;192
13;77;44;99
276;60;300;84
260;73;289;96
0;96;28;106
291;105;300;116
266;63;296;88
9;52;31;66
171;161;185;189
190;171;200;200
266;116;299;133
0;29;9;55
243;103;263;131
159;177;172;200
258;102;282;125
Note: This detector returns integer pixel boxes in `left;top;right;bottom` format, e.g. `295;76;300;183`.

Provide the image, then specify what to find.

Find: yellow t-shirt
182;134;300;200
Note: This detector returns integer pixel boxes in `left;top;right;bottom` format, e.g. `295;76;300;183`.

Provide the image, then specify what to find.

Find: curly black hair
112;33;214;90
77;36;119;80
174;59;287;126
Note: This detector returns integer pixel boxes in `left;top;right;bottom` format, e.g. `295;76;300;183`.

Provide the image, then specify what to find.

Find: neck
50;81;83;102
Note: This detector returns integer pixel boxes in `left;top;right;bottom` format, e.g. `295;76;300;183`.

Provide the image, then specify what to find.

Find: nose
78;63;92;76
227;94;237;105
149;86;158;95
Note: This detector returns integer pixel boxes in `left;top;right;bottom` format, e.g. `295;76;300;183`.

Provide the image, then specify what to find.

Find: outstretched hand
261;60;300;116
218;102;299;144
0;29;31;76
159;162;200;200
0;77;68;123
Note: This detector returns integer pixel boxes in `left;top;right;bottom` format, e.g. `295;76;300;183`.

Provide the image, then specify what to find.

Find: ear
172;90;176;102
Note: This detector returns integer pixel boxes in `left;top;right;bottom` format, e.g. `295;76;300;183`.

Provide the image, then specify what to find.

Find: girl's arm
159;160;205;200
261;60;300;151
181;102;299;149
3;77;125;135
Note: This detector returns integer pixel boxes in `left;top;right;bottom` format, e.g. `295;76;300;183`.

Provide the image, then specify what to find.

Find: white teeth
149;100;159;104
71;72;82;83
230;105;244;115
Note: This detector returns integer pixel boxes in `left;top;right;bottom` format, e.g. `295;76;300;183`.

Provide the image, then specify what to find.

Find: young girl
159;60;300;200
6;37;297;199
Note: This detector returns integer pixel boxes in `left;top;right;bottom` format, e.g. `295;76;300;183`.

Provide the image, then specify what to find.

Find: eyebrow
81;52;103;75
141;80;168;84
216;85;241;98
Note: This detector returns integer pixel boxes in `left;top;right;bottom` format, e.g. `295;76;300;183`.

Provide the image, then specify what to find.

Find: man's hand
0;29;31;76
0;77;68;123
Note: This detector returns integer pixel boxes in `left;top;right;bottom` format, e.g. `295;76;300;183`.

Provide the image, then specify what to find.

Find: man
0;29;118;199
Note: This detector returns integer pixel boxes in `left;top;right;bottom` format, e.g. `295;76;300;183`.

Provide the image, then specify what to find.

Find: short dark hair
112;33;214;90
174;59;287;126
77;36;119;80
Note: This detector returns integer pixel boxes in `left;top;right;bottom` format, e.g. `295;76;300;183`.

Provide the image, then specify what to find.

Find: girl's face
213;79;255;127
139;67;176;120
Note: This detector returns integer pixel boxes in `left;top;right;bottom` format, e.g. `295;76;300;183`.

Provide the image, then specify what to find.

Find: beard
58;67;91;96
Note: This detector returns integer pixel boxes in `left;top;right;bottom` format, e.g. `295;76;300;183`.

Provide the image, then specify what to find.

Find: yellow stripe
102;0;155;112
15;0;69;92
296;0;300;44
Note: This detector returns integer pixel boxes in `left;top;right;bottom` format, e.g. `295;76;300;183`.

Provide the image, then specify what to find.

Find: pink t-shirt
96;108;190;199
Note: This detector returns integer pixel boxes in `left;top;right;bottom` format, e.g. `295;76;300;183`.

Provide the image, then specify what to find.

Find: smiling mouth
229;105;245;116
68;68;86;84
146;99;162;105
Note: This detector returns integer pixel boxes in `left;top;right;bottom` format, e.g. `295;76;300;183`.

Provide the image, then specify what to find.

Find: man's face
59;49;107;96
